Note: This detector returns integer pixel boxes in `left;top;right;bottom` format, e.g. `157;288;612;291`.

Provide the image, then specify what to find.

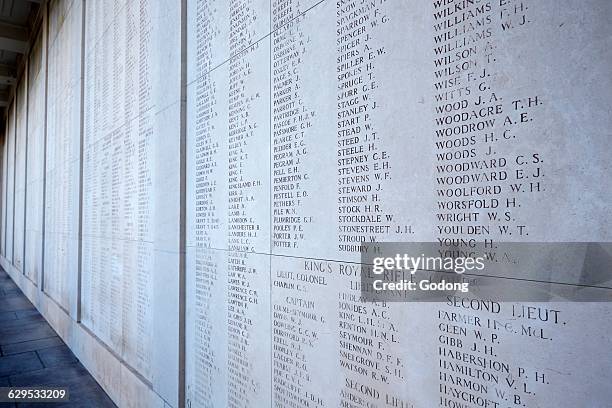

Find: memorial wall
25;33;46;287
184;0;612;406
0;0;611;407
44;0;82;313
81;0;181;402
2;0;183;406
1;118;7;257
13;79;27;274
5;103;15;264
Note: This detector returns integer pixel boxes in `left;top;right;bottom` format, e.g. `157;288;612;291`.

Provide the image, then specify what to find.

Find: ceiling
0;0;42;126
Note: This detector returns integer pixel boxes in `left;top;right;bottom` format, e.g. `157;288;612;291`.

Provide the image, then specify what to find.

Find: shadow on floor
0;268;116;407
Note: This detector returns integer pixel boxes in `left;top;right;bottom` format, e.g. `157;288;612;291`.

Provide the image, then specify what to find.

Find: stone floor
0;268;115;407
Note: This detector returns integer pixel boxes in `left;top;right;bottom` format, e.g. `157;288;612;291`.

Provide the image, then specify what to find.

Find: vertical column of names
135;0;154;372
44;0;82;311
428;2;599;407
121;1;139;370
5;105;14;263
432;1;542;248
271;1;315;252
82;0;154;381
335;1;394;255
25;34;45;285
186;0;229;405
1;132;6;257
108;5;125;352
271;257;335;407
225;0;271;405
14;80;27;274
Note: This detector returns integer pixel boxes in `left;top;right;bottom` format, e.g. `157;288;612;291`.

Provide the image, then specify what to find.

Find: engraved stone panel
81;2;181;403
186;1;274;405
82;0;156;381
271;255;409;407
186;1;271;254
25;33;46;286
13;80;27;275
268;0;430;262
185;0;270;85
185;248;271;407
0;0;609;406
185;0;612;406
1;129;7;257
44;0;83;312
5;104;15;263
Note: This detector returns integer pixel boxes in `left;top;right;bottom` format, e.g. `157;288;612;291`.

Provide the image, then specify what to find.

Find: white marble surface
44;0;83;315
4;104;15;263
2;1;182;407
80;0;181;405
184;0;612;407
0;1;610;408
13;79;27;275
1;125;7;257
25;33;46;288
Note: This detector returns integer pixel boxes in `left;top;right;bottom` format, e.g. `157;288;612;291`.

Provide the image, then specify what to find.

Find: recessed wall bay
44;0;83;312
5;105;15;264
1;124;7;257
13;79;27;275
82;16;156;376
81;0;181;397
24;33;46;288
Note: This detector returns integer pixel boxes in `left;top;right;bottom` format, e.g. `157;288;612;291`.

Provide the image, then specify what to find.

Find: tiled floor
0;268;116;407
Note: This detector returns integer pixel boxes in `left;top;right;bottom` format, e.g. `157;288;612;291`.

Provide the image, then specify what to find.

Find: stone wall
0;1;611;407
